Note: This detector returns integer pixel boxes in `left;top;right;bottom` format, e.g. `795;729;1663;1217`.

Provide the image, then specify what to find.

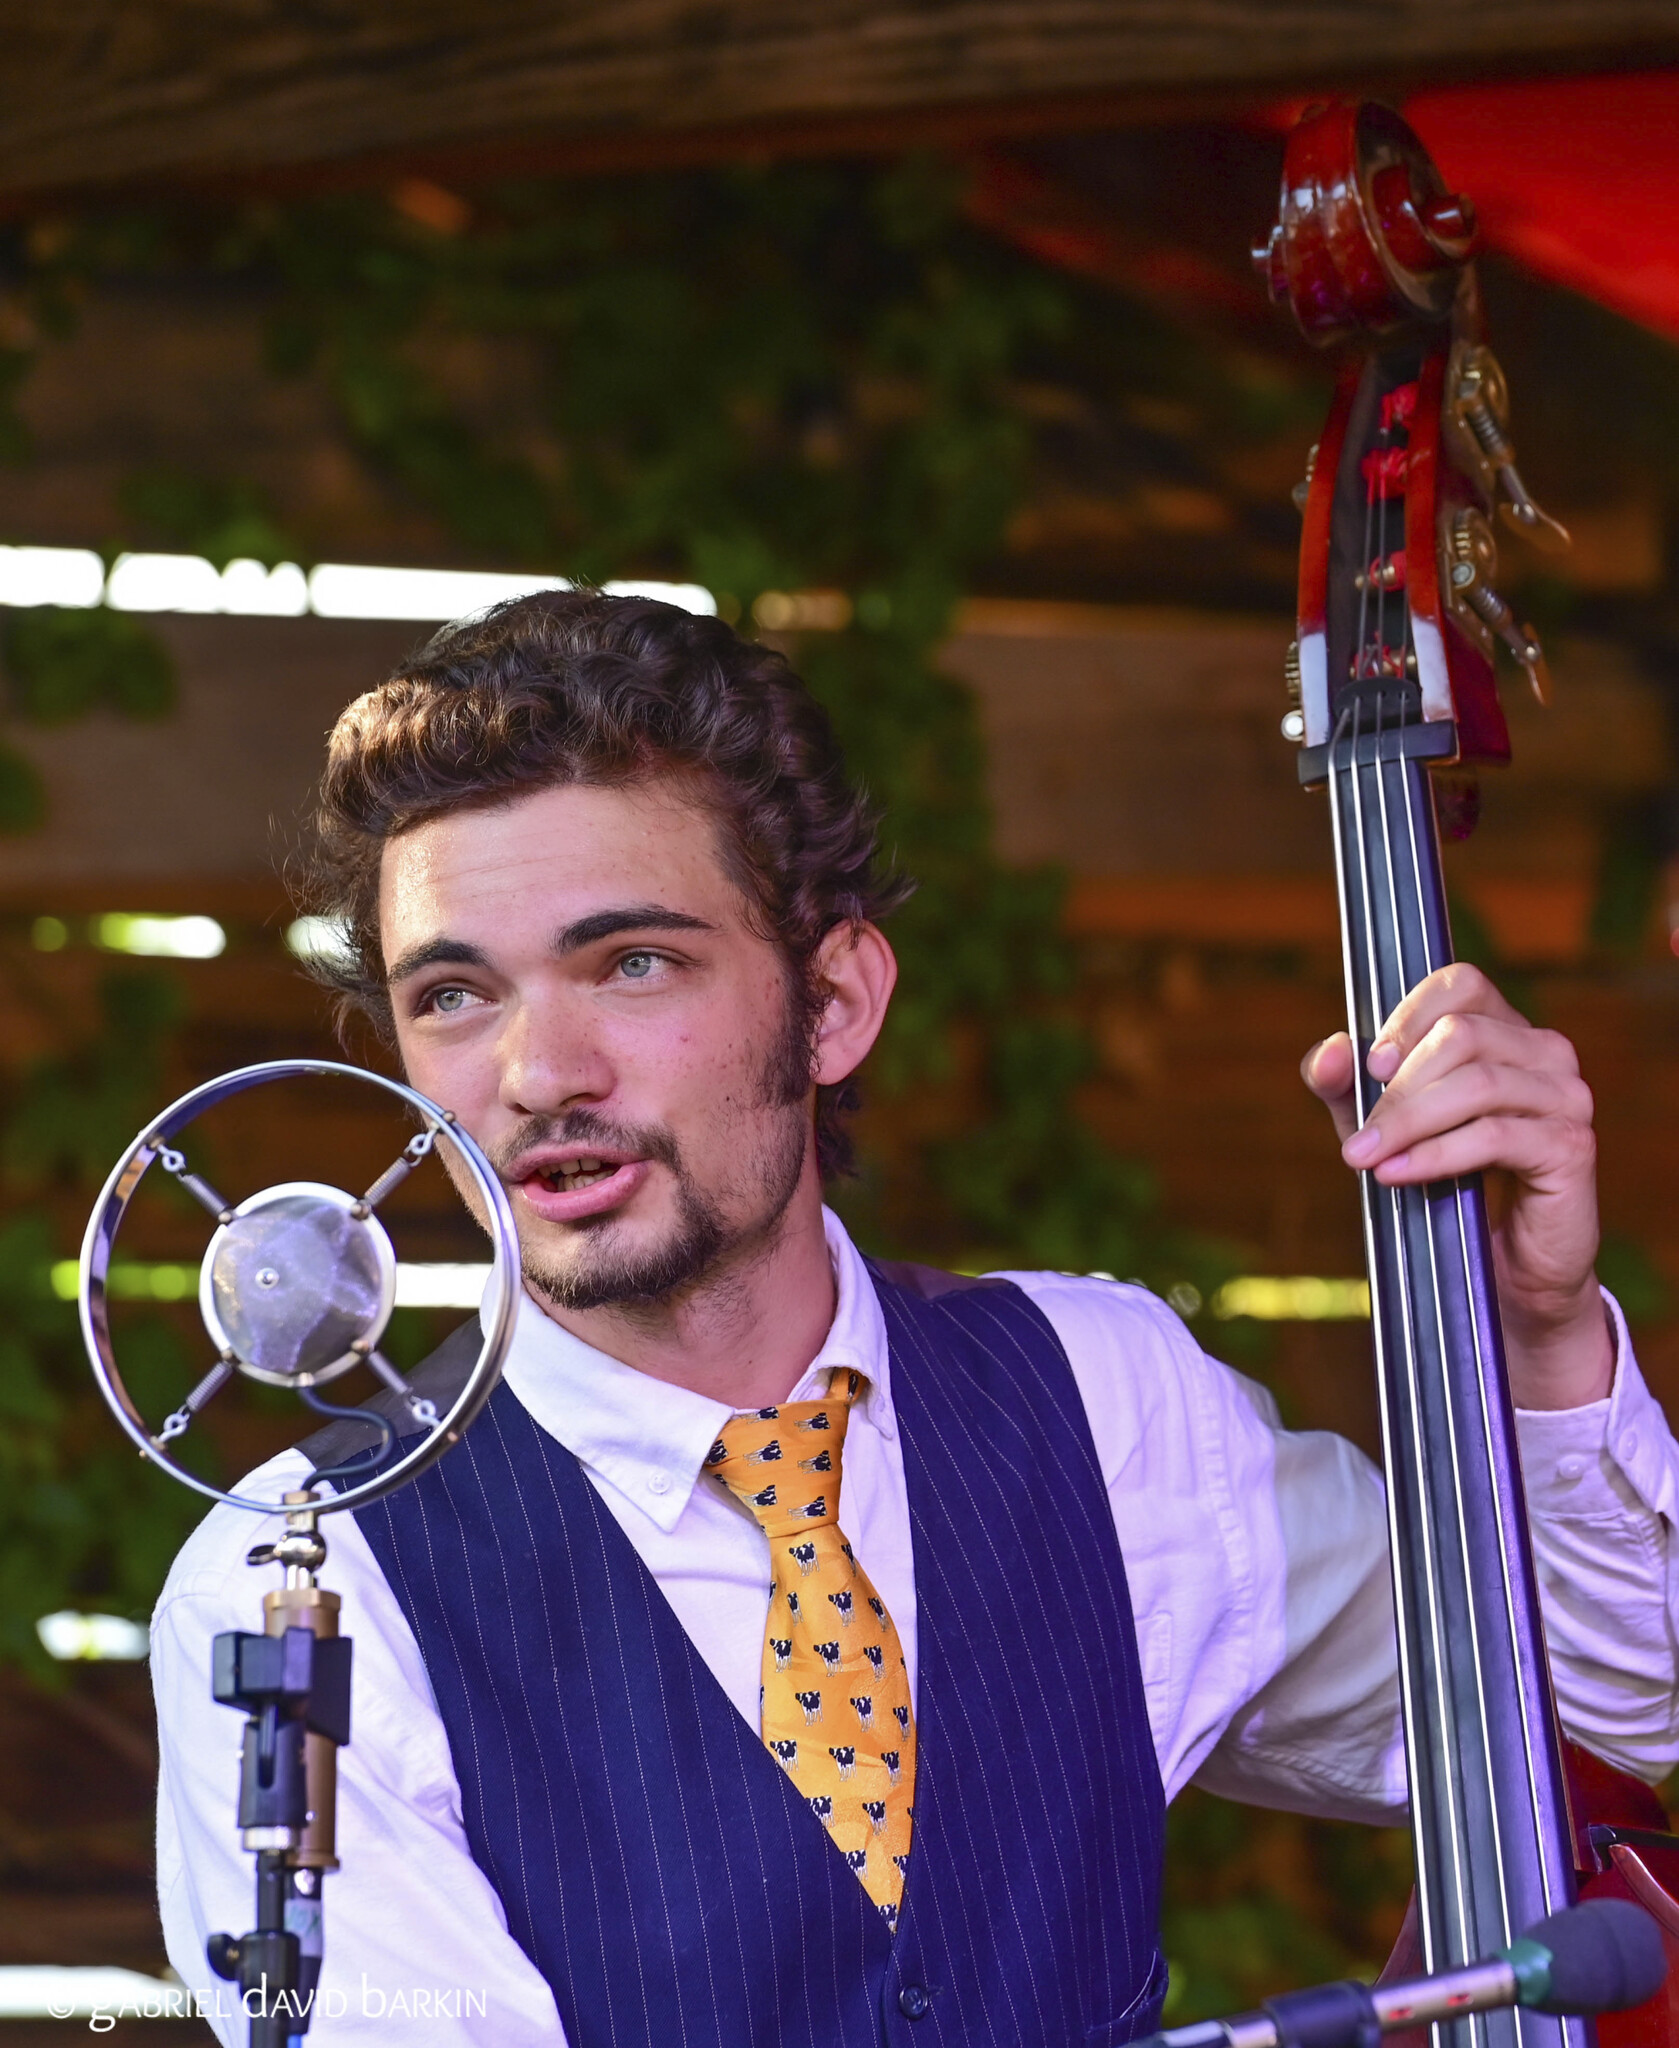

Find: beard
492;983;816;1313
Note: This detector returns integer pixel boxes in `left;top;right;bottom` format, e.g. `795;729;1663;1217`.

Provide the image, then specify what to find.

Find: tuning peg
1454;350;1571;555
1448;510;1552;703
1497;493;1572;555
1511;625;1552;705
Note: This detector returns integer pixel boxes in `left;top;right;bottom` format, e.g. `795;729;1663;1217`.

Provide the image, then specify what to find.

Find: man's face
379;778;815;1313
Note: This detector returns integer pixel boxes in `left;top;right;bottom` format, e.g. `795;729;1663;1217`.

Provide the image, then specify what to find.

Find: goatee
497;1102;807;1313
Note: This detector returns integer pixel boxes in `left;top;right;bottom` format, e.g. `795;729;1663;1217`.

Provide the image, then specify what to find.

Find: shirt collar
493;1205;892;1534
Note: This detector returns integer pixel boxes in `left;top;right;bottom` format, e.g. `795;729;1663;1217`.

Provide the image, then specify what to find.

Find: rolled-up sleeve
1513;1291;1679;1786
1012;1274;1679;1826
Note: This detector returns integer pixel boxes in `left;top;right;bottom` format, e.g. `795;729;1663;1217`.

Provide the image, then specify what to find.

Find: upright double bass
1256;102;1679;2048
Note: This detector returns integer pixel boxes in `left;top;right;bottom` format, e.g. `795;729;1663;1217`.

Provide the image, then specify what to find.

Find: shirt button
1556;1455;1584;1483
1619;1433;1638;1462
898;1984;930;2020
646;1471;672;1497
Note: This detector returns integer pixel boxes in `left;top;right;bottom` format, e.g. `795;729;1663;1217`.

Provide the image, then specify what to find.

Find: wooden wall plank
2;3;1678;200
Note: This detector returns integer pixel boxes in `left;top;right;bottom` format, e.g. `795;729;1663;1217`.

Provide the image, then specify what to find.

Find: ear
811;922;897;1087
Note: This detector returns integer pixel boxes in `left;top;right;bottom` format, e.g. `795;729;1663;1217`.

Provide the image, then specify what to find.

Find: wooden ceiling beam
1;3;1678;206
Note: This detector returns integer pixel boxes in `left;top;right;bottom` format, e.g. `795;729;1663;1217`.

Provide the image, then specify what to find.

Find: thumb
1303;1031;1360;1146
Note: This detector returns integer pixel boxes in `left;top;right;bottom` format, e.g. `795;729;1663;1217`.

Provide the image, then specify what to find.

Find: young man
155;592;1679;2047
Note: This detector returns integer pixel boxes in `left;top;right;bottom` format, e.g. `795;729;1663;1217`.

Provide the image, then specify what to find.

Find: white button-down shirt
153;1211;1679;2046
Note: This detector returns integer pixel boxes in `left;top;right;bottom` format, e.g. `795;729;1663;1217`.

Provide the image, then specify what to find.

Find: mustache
490;1106;684;1179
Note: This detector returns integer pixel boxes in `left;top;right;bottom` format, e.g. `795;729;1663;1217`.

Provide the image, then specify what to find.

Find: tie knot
707;1366;862;1535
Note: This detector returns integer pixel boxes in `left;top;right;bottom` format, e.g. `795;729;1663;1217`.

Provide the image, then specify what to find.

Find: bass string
1337;691;1470;1974
1325;699;1436;1953
1340;453;1486;1987
1371;473;1516;1962
1389;641;1569;1934
1350;442;1565;1986
1367;621;1515;1979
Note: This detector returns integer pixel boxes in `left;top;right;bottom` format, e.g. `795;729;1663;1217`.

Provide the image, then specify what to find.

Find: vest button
898;1984;931;2020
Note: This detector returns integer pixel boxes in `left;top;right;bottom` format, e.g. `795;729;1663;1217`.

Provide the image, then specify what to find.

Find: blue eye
620;952;656;980
433;987;470;1012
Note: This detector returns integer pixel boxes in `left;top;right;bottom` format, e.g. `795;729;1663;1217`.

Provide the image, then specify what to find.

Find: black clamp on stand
206;1491;351;2047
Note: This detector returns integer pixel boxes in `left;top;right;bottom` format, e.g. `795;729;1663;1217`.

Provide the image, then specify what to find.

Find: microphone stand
204;1489;352;2048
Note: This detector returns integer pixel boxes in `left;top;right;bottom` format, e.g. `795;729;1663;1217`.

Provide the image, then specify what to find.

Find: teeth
540;1158;617;1191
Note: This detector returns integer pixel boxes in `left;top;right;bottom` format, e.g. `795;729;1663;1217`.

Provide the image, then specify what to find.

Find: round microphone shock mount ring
78;1059;520;1517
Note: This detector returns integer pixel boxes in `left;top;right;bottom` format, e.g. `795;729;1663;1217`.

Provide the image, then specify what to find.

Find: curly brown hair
301;589;911;1178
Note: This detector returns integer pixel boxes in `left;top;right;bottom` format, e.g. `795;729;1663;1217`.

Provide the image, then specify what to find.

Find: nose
495;986;614;1118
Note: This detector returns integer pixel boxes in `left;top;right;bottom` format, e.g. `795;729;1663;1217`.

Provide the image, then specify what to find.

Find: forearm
1517;1296;1679;1784
1499;1253;1616;1412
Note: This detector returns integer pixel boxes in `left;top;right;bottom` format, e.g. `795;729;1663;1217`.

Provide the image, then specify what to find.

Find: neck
533;1166;839;1409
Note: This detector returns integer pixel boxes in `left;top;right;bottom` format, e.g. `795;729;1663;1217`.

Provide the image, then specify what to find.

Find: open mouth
512;1150;652;1221
535;1156;622;1193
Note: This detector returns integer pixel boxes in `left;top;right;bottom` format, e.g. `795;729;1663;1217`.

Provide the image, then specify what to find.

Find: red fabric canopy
1402;73;1679;345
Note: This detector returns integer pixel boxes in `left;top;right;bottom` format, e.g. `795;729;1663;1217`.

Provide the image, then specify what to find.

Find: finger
1344;1062;1593;1171
1302;1032;1355;1100
1369;1010;1580;1095
1368;963;1525;1080
1302;1032;1360;1144
1362;1113;1595;1190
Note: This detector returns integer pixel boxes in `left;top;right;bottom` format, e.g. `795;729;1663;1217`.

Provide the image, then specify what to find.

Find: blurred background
4;3;1679;2038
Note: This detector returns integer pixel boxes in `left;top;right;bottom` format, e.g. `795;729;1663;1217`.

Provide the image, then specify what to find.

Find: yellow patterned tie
708;1367;916;1930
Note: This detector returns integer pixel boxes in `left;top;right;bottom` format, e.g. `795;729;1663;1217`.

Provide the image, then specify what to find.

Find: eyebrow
385;908;715;987
386;937;492;987
553;906;715;955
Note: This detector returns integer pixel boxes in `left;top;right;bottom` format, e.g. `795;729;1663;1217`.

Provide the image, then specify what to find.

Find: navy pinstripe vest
343;1264;1166;2047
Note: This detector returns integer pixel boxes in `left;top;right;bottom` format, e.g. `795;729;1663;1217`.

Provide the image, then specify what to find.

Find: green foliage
1597;1228;1671;1327
3;972;182;1188
245;159;1062;597
0;738;44;829
1589;800;1662;958
0;972;201;1681
1161;1789;1412;2021
0;601;177;834
117;465;295;569
3;604;175;725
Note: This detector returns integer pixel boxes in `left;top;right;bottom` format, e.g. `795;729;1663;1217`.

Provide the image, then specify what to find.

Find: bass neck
1325;692;1581;2047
